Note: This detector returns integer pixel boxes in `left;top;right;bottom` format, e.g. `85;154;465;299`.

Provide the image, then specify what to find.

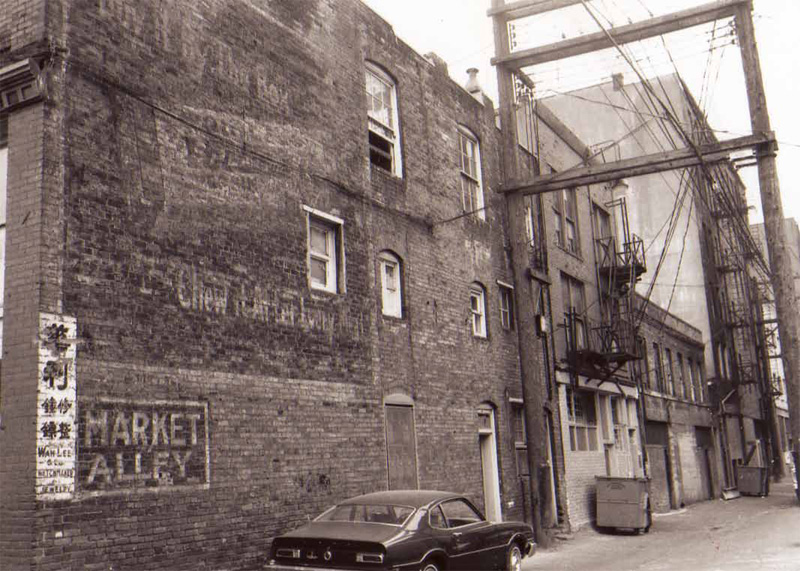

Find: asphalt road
523;480;800;571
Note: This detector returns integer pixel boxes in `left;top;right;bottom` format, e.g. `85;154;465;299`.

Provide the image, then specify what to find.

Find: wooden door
385;405;418;489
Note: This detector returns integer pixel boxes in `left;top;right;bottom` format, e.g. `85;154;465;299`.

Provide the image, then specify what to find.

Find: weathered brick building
512;97;646;529
0;1;536;569
632;295;717;512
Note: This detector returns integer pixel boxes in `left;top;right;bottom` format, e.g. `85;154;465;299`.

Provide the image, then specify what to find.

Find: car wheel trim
507;545;522;571
421;561;440;571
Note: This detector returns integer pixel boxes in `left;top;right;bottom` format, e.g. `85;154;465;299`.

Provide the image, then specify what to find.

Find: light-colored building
544;74;772;494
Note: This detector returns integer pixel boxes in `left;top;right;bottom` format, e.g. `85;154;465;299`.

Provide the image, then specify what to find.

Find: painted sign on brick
36;313;78;500
78;399;210;494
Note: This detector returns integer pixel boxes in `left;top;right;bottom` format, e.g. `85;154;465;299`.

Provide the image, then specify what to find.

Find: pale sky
361;0;800;226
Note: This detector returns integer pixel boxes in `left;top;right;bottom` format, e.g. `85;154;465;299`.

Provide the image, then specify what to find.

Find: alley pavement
523;480;800;570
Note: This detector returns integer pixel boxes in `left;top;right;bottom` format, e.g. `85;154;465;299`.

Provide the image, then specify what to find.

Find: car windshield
316;504;416;526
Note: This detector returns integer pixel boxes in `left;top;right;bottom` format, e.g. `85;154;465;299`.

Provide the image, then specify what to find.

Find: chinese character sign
36;313;78;500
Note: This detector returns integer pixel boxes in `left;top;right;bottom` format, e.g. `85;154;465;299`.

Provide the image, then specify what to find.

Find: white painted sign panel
36;313;78;500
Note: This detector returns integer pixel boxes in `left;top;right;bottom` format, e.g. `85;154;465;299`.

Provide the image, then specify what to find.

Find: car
268;490;536;571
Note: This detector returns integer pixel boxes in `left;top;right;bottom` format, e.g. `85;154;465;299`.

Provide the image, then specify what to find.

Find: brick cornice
0;58;43;113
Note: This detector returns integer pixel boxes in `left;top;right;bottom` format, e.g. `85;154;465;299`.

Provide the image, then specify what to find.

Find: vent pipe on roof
465;67;483;101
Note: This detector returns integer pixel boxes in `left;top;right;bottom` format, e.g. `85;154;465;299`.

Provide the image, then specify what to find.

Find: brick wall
639;306;718;508
556;382;606;528
0;0;46;56
0;103;46;570
1;1;529;568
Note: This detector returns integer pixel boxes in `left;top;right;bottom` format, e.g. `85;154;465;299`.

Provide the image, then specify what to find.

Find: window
429;505;447;529
366;63;401;176
561;273;587;350
515;83;537;157
677;353;688;400
687;357;697;402
0;114;6;354
498;282;515;330
633;336;650;389
439;498;484;527
379;251;402;318
524;195;548;270
599;394;611;442
305;206;343;294
470;283;487;338
593;204;614;266
653;343;664;393
695;360;706;403
566;387;598;452
458;127;485;220
554;188;580;254
510;401;528;475
665;348;675;396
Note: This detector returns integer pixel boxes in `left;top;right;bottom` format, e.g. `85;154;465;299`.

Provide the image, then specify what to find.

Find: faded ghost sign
78;399;210;494
36;314;78;500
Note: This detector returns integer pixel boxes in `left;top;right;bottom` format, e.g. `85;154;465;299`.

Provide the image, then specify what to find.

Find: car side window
429;505;447;529
439;499;485;528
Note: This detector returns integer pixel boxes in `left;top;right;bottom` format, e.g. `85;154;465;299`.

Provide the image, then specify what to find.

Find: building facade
543;74;773;495
1;3;756;569
632;295;718;511
0;1;536;569
514;97;646;529
751;219;799;474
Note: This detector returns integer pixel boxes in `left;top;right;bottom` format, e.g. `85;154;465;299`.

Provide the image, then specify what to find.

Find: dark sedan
268;490;536;571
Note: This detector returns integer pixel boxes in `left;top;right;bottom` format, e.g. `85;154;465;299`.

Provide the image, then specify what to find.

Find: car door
437;499;494;570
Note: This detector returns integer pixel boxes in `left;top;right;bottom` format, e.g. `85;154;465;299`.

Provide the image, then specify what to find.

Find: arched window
379;251;403;318
366;62;402;177
470;282;487;338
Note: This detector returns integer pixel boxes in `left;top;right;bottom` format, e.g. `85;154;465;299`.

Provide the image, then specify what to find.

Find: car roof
338;490;463;509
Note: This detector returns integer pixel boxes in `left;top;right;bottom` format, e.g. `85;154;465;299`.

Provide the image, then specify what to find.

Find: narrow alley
525;481;800;570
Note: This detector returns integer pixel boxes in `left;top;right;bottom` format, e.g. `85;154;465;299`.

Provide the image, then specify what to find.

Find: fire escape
564;197;646;381
706;177;766;405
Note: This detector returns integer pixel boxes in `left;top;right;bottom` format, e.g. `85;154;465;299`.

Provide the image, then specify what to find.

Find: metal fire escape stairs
564;198;646;383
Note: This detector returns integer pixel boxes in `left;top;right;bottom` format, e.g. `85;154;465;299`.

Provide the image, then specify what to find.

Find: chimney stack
465;67;483;101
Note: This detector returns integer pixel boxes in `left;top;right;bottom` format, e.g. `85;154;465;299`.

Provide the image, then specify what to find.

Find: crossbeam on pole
499;132;773;196
491;0;746;69
487;0;583;19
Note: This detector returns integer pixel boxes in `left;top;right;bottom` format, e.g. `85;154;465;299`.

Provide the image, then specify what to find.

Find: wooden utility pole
735;0;800;499
491;0;553;547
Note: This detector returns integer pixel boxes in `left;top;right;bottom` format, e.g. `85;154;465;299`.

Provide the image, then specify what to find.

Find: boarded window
385;405;418;490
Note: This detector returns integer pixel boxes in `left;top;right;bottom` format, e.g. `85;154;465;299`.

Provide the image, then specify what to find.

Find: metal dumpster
737;465;768;496
595;476;651;533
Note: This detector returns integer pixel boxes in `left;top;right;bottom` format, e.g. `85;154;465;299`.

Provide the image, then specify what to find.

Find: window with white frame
305;206;343;294
566;387;598;452
379;251;402;318
458;127;485;220
510;400;528;476
366;62;401;176
470;283;487;338
498;282;514;330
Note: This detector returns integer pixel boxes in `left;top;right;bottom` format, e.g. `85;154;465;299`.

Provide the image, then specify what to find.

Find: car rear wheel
506;544;523;571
